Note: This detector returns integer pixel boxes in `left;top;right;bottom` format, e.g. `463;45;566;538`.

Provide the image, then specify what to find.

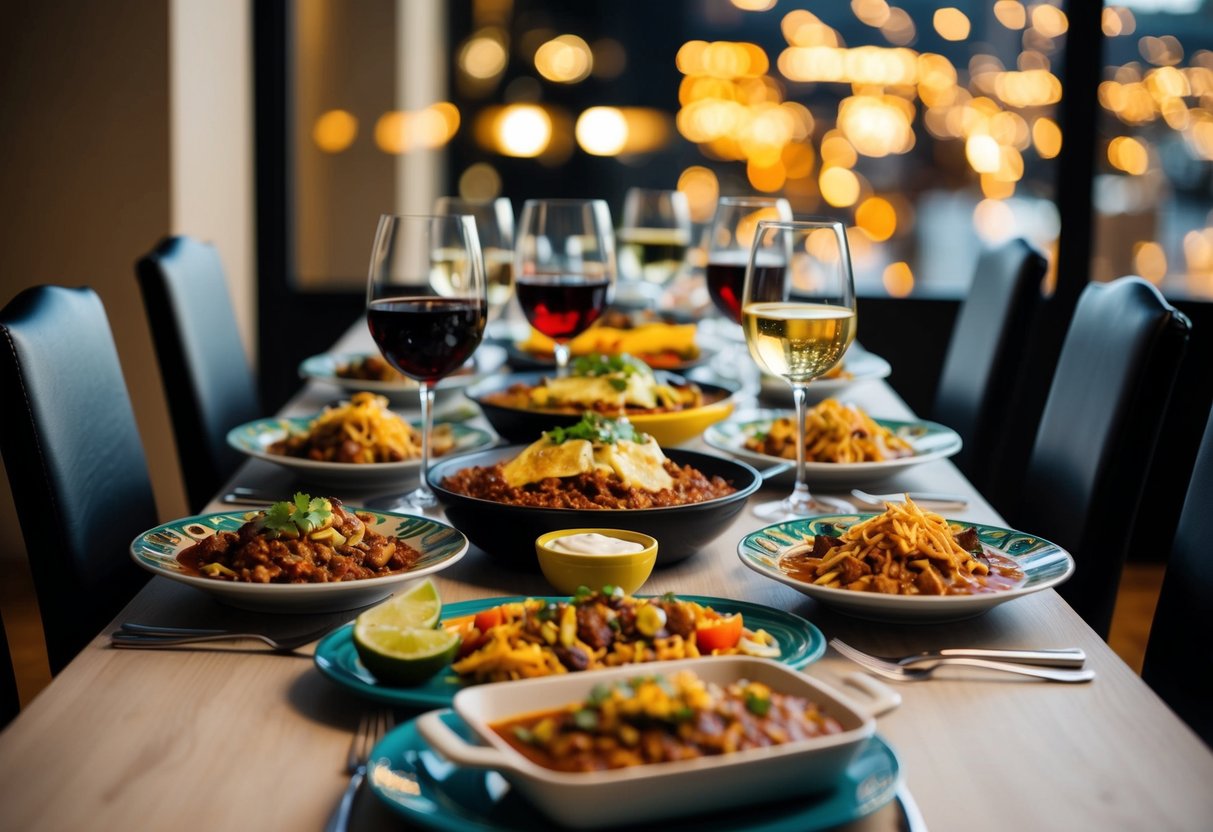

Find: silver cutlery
830;639;1095;683
829;639;1086;668
220;486;280;506
110;622;339;653
326;709;395;832
850;489;969;508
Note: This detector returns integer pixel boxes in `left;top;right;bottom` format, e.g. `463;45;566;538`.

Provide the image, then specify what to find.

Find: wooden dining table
1;322;1210;832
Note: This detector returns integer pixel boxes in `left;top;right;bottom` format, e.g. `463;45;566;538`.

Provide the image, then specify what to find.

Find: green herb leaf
608;377;628;392
543;412;649;446
258;492;333;537
512;726;535;744
570;353;650;379
745;692;772;717
572;709;599;731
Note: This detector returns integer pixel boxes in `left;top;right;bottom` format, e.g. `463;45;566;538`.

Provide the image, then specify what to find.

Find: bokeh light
313;109;358;153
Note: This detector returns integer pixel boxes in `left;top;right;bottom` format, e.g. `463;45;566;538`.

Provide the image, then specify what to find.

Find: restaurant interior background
1;0;1211;700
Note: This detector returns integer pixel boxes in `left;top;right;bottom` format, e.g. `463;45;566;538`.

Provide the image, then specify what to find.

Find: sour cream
548;532;646;556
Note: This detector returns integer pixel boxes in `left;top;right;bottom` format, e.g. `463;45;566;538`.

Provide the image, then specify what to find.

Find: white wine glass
616;188;692;307
366;214;487;510
741;219;857;521
434;196;514;322
514;198;616;375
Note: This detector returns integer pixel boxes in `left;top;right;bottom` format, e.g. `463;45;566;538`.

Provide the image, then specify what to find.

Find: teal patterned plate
367;710;900;831
738;515;1075;622
129;510;468;612
226;416;495;488
705;409;962;487
314;595;826;708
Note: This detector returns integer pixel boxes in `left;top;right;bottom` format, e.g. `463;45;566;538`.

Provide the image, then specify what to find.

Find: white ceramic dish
759;347;891;404
737;515;1076;622
129;509;469;612
704;408;962;487
225;416;495;488
417;656;899;829
299;344;508;406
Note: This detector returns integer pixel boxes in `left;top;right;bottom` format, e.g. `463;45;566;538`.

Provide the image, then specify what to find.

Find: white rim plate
704;408;962;487
299;345;507;405
226;416;496;487
759;348;892;402
737;515;1075;622
130;509;469;612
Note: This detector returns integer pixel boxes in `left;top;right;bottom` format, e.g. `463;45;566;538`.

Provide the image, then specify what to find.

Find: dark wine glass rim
754;218;845;230
376;212;473;222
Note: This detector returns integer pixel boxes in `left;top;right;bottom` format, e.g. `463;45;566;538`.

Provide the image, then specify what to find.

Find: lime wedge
355;579;442;631
353;625;461;686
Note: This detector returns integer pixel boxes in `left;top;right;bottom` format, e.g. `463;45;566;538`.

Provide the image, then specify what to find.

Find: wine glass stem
553;342;571;377
416;382;437;504
790;381;814;513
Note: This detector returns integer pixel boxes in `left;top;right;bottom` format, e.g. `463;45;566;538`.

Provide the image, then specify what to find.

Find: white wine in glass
617;188;692;297
741;219;857;521
434;196;514;320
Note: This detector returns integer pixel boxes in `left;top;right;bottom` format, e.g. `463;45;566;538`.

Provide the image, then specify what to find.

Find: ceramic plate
738;516;1076;622
226;417;495;488
367;710;899;831
129;510;468;613
298;344;507;406
759;348;892;404
704;409;962;487
314;595;826;707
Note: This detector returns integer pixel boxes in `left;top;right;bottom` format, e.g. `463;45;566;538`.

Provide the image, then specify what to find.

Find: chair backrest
136;236;259;510
1142;404;1213;746
1017;276;1190;638
932;238;1045;494
0;616;18;728
0;286;155;673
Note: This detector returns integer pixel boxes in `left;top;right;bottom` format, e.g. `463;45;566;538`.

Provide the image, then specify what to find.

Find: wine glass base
381;487;438;513
751;494;855;523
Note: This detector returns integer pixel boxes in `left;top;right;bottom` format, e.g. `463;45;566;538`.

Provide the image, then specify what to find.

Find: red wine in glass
367;297;486;383
707;259;786;324
515;275;611;340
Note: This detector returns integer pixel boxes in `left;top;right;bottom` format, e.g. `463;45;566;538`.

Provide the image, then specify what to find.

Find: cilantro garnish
259;492;333;537
570;352;651;379
544;412;649;446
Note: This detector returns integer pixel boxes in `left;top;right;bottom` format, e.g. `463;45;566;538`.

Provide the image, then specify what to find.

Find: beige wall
170;0;255;360
0;0;187;566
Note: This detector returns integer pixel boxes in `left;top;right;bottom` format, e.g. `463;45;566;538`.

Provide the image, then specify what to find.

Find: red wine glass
367;213;487;510
514;199;616;375
705;196;792;325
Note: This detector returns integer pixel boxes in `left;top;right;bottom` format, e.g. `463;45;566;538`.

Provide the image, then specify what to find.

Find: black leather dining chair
136;236;260;511
0;286;155;673
932;238;1045;497
1141;404;1213;747
1014;276;1190;639
1;616;18;728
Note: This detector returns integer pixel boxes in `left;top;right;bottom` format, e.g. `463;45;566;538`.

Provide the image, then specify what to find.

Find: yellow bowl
627;396;736;447
535;529;658;596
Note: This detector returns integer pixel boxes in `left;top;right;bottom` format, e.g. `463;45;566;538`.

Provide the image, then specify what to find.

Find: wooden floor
0;557;1167;709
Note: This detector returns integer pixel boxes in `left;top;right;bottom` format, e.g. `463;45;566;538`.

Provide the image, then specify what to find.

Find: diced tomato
474;607;505;633
694;614;743;652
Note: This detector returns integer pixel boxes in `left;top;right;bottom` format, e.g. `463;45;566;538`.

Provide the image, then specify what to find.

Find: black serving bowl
427;446;761;568
464;371;740;447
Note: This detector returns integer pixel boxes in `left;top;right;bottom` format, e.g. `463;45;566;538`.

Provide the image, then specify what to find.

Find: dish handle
841;672;902;717
417;711;517;772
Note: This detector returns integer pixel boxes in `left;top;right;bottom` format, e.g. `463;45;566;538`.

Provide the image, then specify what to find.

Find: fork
850;489;969;509
326;709;395;832
830;639;1087;668
830;639;1095;683
109;622;339;653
